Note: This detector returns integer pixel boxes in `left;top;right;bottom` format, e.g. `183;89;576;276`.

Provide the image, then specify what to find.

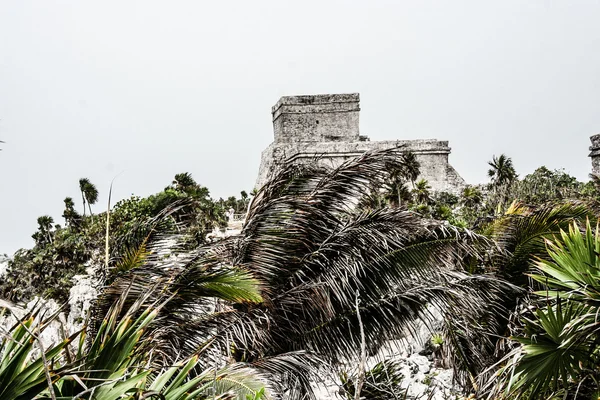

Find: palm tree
32;215;54;246
172;172;198;193
98;149;511;397
401;151;421;187
62;197;80;227
461;185;483;208
412;179;432;204
382;152;420;207
79;178;98;216
488;154;517;187
383;179;412;207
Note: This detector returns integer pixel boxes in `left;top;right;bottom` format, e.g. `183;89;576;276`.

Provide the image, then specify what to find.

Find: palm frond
483;201;593;286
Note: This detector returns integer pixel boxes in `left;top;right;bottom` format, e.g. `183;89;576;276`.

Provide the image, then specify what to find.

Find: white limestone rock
68;273;98;329
0;255;9;277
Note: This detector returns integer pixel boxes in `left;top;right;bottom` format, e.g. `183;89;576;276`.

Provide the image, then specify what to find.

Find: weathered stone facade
256;93;465;192
589;134;600;175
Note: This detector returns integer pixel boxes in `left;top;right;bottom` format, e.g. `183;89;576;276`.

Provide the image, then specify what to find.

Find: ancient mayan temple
256;93;465;191
590;134;600;175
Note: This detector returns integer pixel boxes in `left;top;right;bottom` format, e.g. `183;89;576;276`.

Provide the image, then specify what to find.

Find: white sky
1;0;600;255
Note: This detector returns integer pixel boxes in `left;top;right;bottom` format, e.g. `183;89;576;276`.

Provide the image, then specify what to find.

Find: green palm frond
113;236;151;273
196;365;269;400
495;300;590;399
164;149;512;396
88;148;515;399
90;235;263;364
483;201;592;287
488;219;600;399
142;356;269;400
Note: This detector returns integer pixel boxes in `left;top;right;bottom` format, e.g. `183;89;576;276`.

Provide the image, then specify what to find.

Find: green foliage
0;228;89;303
217;192;251;215
490;220;600;399
532;220;600;300
62;197;81;229
0;293;269;400
360;151;421;209
481;201;592;286
121;149;511;397
340;360;408;399
412;178;432;204
460;186;482;209
488;154;517;187
0;173;232;304
431;333;444;347
506;300;590;398
484;167;587;215
0;310;74;400
517;166;581;204
7;149;600;398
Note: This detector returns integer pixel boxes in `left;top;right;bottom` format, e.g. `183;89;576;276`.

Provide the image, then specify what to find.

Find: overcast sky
1;0;599;255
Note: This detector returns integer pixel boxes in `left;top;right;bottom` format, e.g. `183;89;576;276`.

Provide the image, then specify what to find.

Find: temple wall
256;93;466;193
256;139;465;192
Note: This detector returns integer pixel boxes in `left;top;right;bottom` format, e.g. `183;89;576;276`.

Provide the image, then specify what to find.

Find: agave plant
53;291;268;400
0;290;269;400
0;307;75;400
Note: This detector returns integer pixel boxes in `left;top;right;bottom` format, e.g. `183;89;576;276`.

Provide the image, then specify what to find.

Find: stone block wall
256;139;465;192
272;93;360;143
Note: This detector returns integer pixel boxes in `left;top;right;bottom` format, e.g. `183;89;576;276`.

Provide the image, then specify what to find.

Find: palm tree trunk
81;192;87;217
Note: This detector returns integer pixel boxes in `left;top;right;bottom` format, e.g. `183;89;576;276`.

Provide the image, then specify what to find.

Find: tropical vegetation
1;149;600;398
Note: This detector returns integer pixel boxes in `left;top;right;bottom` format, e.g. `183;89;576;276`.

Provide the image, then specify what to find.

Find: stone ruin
256;93;465;191
590;134;600;175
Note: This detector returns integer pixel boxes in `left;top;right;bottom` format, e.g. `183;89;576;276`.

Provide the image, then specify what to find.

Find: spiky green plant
0;308;75;400
50;291;268;400
340;360;408;399
0;291;269;400
487;219;600;399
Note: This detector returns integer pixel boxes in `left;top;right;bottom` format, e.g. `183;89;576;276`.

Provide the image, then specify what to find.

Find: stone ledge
271;93;360;114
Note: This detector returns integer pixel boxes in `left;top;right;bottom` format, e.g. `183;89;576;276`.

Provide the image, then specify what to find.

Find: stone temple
256;93;465;192
590;134;600;175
